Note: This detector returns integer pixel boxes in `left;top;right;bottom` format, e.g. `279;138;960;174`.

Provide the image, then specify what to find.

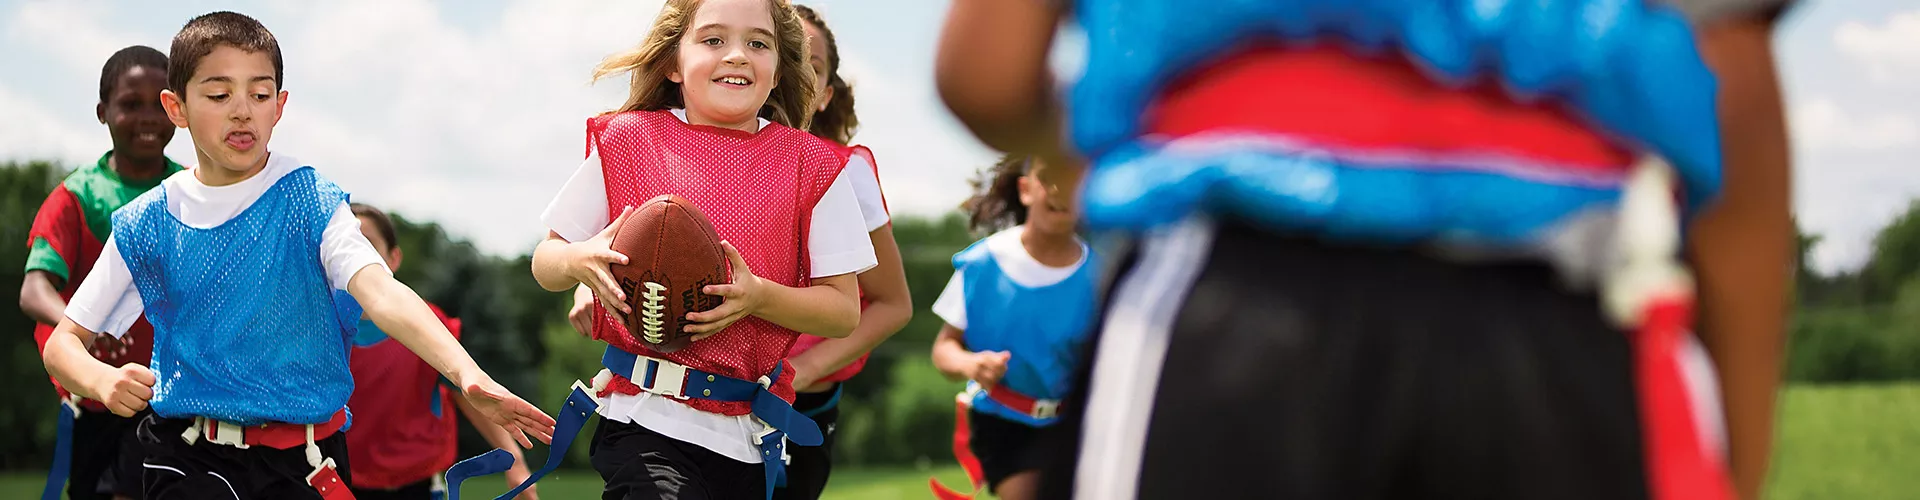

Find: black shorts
969;410;1049;492
67;407;148;499
1040;217;1656;499
136;414;353;500
772;384;841;500
350;477;432;500
590;417;763;500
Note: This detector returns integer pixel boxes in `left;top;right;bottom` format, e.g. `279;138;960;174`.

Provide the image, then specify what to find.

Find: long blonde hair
591;0;817;130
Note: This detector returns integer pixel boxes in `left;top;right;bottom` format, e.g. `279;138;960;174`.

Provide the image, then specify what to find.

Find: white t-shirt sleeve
63;238;145;338
321;202;391;290
844;155;890;232
542;151;611;243
806;168;878;278
930;272;967;330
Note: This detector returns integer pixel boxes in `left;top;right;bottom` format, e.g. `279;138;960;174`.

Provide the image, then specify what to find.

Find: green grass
5;384;1913;499
1765;384;1920;499
0;465;978;499
444;464;978;499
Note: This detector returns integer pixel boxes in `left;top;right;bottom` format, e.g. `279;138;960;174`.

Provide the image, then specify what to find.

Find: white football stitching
640;281;669;344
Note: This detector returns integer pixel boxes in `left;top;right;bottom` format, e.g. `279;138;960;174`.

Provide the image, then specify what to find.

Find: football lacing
640;282;668;344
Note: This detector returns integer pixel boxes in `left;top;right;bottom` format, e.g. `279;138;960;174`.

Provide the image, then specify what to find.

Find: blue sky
0;0;1914;274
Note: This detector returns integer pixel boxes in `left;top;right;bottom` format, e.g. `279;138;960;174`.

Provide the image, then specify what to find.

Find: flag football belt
446;381;598;500
40;396;80;500
929;385;1062;499
180;408;354;499
984;384;1061;420
601;346;825;500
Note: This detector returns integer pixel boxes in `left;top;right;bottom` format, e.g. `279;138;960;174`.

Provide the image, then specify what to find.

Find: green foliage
1859;201;1920;304
833;355;967;466
1791;202;1920;383
0;160;71;469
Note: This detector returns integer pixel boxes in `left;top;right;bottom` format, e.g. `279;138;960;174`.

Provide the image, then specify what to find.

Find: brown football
607;194;730;353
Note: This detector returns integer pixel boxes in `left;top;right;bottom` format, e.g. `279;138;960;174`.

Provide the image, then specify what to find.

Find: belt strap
930;393;987;499
495;383;598;499
445;449;515;500
445;382;600;500
40;397;80;500
799;384;843;418
986;384;1062;420
601;347;823;445
602;346;822;499
174;410;355;498
182;409;352;450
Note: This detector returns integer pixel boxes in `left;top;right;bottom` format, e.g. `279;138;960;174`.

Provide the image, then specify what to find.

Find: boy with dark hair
23;43;179;500
40;11;555;500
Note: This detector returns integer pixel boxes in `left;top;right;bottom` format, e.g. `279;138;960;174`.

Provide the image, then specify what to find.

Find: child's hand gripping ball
608;195;731;353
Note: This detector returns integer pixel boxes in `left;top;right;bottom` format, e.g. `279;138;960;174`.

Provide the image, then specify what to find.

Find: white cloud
4;0;140;76
1792;98;1920;151
1834;10;1920;84
0;84;100;163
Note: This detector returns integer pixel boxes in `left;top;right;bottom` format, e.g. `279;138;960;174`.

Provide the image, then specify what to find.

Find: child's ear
1016;174;1042;207
669;71;684;84
815;83;833;112
159;90;189;128
96;101;107;124
272;90;289;127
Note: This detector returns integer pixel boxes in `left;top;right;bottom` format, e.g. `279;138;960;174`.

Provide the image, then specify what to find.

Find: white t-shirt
931;226;1089;331
64;153;390;338
843;152;890;232
540;109;879;464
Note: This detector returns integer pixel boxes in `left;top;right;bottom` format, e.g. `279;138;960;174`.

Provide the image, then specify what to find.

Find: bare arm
530;233;583;292
349;265;557;446
934;0;1087;198
532;217;635;324
931;324;975;382
43;319;152;415
687;241;864;339
931;323;1007;387
1688;12;1792;500
934;0;1066;158
791;226;915;389
20;270;67;327
741;273;861;338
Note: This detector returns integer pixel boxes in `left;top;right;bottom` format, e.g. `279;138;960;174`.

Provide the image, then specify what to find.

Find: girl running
531;1;876;498
928;156;1096;500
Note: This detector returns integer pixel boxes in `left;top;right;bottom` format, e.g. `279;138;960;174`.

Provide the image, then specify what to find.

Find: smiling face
1019;158;1080;237
670;0;781;132
161;44;286;183
100;65;176;167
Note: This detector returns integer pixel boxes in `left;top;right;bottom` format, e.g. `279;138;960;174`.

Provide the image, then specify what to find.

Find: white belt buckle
638;357;691;400
207;420;250;449
1032;400;1060;420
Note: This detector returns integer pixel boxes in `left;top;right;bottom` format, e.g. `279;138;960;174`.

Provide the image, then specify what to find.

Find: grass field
3;384;1912;499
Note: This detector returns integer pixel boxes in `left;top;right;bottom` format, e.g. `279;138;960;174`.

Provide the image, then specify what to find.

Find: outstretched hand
463;380;557;449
